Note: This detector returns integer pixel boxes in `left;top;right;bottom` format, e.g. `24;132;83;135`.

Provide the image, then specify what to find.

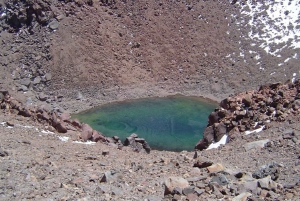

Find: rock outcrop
196;79;300;150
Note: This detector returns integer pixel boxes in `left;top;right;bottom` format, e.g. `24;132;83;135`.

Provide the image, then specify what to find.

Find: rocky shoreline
1;79;300;200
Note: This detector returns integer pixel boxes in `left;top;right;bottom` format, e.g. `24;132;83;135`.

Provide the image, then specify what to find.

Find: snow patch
73;141;96;145
238;0;300;59
244;126;265;135
206;134;228;150
58;136;69;142
41;130;55;134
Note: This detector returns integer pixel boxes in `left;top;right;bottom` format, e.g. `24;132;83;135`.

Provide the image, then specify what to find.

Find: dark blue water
72;96;217;151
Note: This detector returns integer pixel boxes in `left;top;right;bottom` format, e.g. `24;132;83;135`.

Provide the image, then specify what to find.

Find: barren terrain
0;0;300;200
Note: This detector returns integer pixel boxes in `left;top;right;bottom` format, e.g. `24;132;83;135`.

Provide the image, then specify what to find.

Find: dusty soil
0;0;300;200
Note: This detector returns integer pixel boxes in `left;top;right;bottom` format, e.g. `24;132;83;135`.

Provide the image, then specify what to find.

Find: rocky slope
0;0;300;200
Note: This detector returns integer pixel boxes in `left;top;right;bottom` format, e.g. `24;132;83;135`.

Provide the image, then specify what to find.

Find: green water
72;96;217;151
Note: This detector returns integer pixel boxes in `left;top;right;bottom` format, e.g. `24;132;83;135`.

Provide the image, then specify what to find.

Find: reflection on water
72;96;216;151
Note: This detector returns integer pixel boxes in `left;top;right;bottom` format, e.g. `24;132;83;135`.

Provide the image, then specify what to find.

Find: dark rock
208;111;219;125
124;136;136;146
193;160;213;168
55;121;68;133
211;174;229;186
171;187;182;195
135;138;145;143
0;149;9;157
92;130;105;142
214;122;227;142
242;94;252;107
252;163;280;181
6;121;14;126
195;138;209;150
182;186;194;195
71;119;81;128
143;142;151;154
102;150;109;156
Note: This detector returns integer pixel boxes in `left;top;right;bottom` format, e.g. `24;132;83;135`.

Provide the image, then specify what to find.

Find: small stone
44;73;52;81
0;149;9;157
49;19;59;30
232;192;252;201
39;93;47;101
207;163;224;173
33;76;41;84
182;186;195;195
6;121;14;126
100;170;122;183
102;150;109;156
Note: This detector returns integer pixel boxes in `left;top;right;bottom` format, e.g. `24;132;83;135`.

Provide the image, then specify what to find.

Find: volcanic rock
164;176;189;195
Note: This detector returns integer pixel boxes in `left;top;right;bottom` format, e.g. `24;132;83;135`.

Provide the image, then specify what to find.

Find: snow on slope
239;0;300;57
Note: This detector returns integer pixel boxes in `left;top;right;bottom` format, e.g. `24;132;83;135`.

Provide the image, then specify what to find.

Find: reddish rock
60;112;71;122
71;119;81;128
92;130;105;142
81;124;93;141
55;121;68;133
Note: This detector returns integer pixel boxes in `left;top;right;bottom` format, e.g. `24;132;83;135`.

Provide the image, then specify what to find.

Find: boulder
60;112;71;122
81;124;93;141
92;130;105;142
124;136;136;146
214;122;227;142
195;138;209;150
164;176;189;195
243;139;270;151
55;121;68;133
203;125;214;144
208;111;218;125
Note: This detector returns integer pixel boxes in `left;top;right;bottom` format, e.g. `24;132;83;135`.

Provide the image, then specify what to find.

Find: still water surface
73;96;217;151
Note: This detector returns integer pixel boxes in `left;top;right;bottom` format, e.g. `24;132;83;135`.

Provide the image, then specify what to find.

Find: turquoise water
72;96;217;151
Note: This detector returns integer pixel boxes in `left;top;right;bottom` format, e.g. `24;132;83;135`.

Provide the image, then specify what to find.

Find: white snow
206;134;228;150
41;130;55;134
292;73;297;83
58;136;69;142
244;125;265;135
237;0;300;61
73;141;96;145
